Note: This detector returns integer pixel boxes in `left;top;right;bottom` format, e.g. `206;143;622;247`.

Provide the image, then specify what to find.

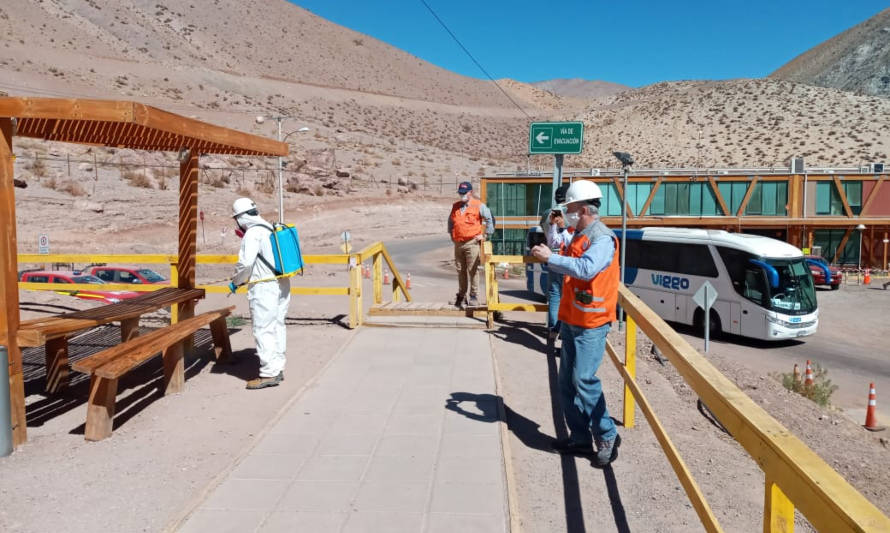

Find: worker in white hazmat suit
230;197;291;389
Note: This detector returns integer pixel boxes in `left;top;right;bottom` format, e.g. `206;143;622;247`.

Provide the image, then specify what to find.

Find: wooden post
0;117;26;447
177;152;198;356
120;318;139;342
623;314;637;429
884;231;888;271
349;260;361;329
373;252;383;305
162;341;184;395
763;476;795;533
85;376;118;441
44;337;69;394
209;316;232;363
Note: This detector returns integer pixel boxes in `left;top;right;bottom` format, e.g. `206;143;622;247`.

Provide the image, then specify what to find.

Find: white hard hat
232;197;258;218
562;180;603;205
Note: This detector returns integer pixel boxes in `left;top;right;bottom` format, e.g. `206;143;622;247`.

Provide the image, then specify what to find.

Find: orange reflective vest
450;198;483;242
558;222;619;328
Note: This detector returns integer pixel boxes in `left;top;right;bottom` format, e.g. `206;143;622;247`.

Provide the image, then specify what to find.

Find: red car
19;270;141;304
86;265;167;285
805;255;842;290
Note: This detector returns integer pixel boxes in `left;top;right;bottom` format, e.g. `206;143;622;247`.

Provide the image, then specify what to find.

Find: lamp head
613;151;634;167
255;115;265;124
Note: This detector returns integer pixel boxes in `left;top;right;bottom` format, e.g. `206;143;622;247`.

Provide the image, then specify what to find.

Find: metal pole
277;117;284;224
703;288;710;353
619;165;629;329
0;346;12;457
552;154;563;208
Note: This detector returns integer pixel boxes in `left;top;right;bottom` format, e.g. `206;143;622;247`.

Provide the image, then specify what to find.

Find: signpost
693;280;718;353
528;121;584;209
340;230;352;254
38;233;49;255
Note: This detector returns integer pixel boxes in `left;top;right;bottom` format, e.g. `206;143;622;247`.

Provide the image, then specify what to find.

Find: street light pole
856;223;866;283
612;151;634;329
277;117;283;224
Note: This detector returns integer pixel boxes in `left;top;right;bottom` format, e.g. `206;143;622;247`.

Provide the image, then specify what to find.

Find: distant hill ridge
531;78;629;99
770;8;890;97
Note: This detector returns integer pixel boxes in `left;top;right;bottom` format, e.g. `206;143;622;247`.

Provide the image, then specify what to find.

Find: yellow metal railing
482;248;890;532
17;243;411;329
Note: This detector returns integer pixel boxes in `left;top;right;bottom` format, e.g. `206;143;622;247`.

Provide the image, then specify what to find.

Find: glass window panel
762;182;777;215
732;182;748;214
702;182;718;215
648;184;665;215
605;183;622;216
816;182;831;214
775;182;787;215
746;182;762;215
690;183;703;215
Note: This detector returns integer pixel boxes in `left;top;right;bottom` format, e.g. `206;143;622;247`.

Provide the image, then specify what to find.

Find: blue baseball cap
457;181;473;194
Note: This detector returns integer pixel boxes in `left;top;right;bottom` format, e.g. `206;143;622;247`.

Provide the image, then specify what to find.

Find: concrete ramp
178;326;509;532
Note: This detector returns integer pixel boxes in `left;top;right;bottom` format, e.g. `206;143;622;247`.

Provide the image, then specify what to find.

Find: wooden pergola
0;97;288;447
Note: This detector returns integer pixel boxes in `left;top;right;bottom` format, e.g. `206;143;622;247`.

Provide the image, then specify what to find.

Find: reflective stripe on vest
450;198;483;241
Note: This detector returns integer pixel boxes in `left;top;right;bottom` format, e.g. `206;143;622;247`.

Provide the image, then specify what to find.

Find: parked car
805;255;842;290
86;265;167;285
19;270;141;304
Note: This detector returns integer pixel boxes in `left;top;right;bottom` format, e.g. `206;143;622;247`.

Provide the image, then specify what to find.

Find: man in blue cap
448;181;494;309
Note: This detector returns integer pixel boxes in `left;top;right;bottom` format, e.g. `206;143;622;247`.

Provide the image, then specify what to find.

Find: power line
419;0;531;120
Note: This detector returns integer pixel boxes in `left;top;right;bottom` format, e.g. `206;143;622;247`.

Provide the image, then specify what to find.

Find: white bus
616;228;818;341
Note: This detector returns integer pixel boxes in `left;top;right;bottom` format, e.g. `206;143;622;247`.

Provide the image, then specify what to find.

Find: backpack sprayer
227;223;305;295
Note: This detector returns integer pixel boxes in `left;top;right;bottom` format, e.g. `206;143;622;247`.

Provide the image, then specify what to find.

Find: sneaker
467;293;479;307
551;437;594;455
246;372;283;390
594;434;621;466
453;293;465;310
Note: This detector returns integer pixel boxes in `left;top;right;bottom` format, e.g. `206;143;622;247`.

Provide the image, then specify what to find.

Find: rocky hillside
770;8;890;97
532;78;629;99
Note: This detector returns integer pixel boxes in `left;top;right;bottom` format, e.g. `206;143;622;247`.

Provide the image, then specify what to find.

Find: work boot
453;293;465;310
551;437;594;455
594;434;621;467
467;293;479;307
246;372;283;390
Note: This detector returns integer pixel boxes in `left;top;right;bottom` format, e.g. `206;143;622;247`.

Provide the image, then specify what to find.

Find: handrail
482;250;890;531
17;244;411;329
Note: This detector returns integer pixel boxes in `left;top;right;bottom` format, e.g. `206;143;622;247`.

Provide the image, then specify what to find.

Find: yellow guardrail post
483;242;494;328
764;476;795;533
348;257;361;329
169;262;179;324
623;313;637;429
373;251;383;305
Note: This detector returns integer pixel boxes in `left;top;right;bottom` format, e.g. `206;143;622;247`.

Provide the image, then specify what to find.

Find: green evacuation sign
529;122;584;154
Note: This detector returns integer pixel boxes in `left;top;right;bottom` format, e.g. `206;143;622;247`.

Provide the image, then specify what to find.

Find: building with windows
482;167;890;269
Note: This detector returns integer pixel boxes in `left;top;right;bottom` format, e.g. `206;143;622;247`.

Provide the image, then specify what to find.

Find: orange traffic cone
804;360;815;388
406;273;412;289
864;268;871;285
383;269;390;285
864;382;884;431
503;266;509;280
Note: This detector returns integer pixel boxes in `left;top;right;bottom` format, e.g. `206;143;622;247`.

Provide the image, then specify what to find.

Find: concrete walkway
178;326;509;533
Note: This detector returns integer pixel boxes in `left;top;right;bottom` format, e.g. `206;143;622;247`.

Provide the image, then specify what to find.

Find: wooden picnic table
17;287;205;392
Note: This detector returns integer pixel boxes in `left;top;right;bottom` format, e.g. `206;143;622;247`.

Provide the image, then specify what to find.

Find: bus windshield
764;258;817;315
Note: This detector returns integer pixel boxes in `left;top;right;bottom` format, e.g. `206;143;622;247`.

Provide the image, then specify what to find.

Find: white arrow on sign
535;131;550;144
693;280;717;311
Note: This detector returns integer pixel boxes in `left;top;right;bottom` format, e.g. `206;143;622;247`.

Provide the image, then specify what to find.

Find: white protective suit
232;212;291;378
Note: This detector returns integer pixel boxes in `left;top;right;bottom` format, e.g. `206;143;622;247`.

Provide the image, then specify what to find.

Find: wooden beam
736;177;759;216
860;177;885;215
708;177;730;216
612;177;634;217
0;117;26;447
638;178;662;217
832;176;854;218
832;228;853;264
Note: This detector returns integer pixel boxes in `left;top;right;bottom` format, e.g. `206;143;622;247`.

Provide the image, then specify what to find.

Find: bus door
739;267;768;338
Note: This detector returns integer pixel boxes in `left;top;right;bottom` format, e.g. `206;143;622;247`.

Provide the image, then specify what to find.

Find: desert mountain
770;8;890;97
532;78;629;99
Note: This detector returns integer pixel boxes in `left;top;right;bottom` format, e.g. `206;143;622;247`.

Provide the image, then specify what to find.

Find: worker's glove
228;281;238;294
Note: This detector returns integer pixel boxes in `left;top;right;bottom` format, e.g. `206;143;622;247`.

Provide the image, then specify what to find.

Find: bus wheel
694;309;722;338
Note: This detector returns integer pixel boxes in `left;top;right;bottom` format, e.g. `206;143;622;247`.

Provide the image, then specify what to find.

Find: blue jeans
546;270;563;332
558;322;617;444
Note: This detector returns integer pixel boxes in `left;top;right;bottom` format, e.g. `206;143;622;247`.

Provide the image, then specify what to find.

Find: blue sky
290;1;887;87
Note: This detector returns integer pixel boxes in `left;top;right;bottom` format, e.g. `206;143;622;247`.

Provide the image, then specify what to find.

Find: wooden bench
71;306;234;441
17;287;205;393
